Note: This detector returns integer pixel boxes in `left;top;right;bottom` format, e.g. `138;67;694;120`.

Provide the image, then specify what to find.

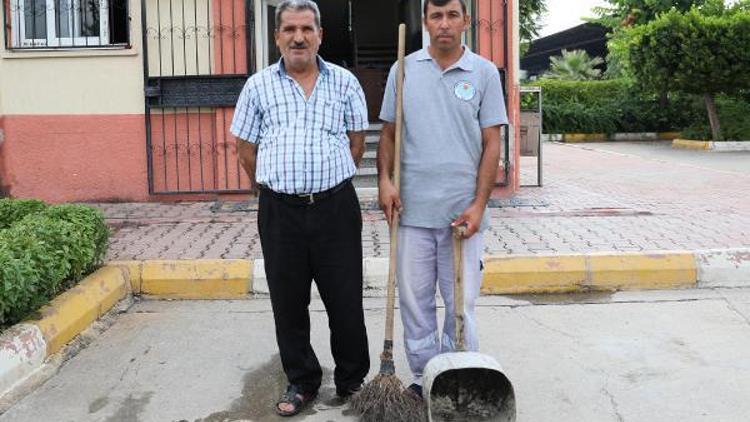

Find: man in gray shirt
377;0;508;399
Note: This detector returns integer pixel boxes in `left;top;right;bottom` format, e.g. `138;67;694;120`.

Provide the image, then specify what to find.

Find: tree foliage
626;6;750;140
591;0;708;79
591;0;707;29
519;0;547;42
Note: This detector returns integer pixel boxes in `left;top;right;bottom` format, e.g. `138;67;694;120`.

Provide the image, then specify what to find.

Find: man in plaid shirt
231;0;369;416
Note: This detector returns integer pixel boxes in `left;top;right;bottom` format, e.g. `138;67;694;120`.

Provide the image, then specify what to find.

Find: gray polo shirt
380;47;508;231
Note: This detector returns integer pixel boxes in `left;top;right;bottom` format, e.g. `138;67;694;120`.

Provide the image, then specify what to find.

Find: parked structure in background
521;22;608;79
0;0;521;202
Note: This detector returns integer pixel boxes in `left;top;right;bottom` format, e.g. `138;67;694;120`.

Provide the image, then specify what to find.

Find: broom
350;23;424;422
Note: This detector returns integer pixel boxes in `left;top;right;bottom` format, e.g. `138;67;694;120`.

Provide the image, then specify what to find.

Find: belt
259;180;351;206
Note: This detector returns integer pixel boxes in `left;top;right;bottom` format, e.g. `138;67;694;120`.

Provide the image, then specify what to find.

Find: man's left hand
452;202;484;238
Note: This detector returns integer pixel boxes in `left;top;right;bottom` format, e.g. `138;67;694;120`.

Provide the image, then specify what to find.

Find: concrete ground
3;287;750;422
6;140;745;421
100;141;750;260
563;141;750;174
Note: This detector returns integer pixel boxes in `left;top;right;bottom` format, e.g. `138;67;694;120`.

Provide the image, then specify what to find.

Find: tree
592;0;707;29
627;7;750;141
590;0;708;79
543;50;604;81
520;0;547;42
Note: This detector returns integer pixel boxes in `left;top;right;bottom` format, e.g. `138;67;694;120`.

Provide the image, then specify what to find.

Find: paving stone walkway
98;141;750;260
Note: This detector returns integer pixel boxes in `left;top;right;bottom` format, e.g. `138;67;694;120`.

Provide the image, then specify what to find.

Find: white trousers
397;225;484;385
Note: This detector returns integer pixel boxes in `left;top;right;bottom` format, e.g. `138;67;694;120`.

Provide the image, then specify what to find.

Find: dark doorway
314;0;422;121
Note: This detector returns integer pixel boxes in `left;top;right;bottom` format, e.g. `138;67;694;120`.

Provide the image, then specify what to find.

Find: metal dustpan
422;227;516;422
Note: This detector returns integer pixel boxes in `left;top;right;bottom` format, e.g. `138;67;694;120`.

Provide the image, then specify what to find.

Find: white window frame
254;0;283;70
12;0;109;48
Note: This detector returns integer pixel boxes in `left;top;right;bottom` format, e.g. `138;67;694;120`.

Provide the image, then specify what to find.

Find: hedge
524;79;704;134
681;95;750;141
0;201;109;327
0;199;47;229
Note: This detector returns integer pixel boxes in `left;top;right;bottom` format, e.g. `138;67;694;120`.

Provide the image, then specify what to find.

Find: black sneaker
406;383;423;399
336;382;363;398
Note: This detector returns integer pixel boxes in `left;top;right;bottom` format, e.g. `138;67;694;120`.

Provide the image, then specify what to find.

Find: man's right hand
378;179;402;226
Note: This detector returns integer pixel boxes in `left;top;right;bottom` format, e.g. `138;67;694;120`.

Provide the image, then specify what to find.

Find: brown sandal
275;384;317;417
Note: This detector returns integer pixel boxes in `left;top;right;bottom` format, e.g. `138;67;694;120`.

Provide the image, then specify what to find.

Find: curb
673;139;711;150
0;266;130;397
562;133;607;143
696;249;750;288
481;251;697;294
673;139;750;151
546;132;680;143
0;324;46;397
2;249;749;399
220;249;750;296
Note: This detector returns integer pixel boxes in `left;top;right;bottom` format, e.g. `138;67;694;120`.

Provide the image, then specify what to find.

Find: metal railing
142;0;254;195
520;86;543;187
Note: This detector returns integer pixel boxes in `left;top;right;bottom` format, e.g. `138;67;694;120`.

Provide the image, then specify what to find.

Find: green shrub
0;200;110;327
40;204;109;272
527;79;708;134
681;95;750;141
0;229;67;325
0;199;47;229
528;79;624;133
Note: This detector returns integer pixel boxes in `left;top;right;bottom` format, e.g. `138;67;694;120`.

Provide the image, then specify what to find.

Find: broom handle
381;23;406;373
453;226;466;352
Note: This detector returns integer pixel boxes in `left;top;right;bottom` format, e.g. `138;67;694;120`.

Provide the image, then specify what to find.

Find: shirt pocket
320;99;346;133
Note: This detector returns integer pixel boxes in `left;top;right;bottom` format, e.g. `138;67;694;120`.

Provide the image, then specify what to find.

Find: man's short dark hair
423;0;467;15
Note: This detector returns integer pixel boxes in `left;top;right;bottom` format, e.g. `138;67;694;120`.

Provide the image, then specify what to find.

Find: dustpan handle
453;225;466;352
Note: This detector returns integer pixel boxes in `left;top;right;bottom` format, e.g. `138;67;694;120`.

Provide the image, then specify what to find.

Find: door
143;0;254;195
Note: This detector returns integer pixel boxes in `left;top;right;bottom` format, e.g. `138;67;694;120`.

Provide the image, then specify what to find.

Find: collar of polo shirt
416;45;475;72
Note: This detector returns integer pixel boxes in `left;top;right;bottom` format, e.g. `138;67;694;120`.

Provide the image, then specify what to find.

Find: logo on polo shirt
454;81;476;101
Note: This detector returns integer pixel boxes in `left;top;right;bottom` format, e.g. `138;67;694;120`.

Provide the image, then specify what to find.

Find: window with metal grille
4;0;129;49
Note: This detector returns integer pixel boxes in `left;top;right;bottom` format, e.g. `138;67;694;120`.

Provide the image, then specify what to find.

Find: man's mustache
289;43;308;49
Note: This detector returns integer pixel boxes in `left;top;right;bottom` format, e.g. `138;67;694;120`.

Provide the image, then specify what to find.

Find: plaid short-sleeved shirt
230;57;369;194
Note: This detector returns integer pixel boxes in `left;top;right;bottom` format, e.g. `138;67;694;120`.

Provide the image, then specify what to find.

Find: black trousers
258;181;370;394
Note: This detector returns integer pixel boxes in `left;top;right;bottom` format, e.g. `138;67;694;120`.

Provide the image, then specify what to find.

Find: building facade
0;0;521;202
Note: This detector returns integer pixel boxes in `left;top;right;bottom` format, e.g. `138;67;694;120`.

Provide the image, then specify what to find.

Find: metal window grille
3;0;130;49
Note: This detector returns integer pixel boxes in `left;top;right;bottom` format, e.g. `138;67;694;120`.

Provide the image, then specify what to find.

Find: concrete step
361;150;377;168
365;134;380;145
367;122;383;132
353;167;378;188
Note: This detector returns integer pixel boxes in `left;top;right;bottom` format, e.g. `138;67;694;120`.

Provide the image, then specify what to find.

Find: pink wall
476;0;521;195
0;116;8;196
1;115;149;202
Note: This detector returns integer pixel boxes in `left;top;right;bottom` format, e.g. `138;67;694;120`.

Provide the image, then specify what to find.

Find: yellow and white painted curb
696;249;750;288
0;265;130;397
673;139;750;151
556;133;682;143
481;251;697;294
0;324;46;397
562;133;608;143
673;139;712;150
2;249;749;399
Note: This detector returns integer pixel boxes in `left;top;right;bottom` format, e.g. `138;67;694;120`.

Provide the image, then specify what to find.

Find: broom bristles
350;373;425;422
